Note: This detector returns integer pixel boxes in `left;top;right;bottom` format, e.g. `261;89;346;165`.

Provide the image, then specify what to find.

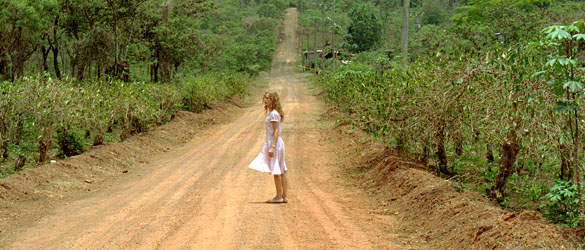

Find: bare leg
273;175;283;199
281;172;288;199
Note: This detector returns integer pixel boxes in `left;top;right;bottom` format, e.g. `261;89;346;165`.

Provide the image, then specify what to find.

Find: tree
421;0;447;25
451;0;547;51
0;0;58;81
536;20;585;226
257;3;279;19
0;0;276;82
60;0;108;80
345;2;383;52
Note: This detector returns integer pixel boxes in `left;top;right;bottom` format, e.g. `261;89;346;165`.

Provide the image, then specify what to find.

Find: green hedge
0;72;251;176
315;45;584;226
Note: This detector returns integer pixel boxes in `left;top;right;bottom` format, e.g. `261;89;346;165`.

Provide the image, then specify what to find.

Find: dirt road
3;9;408;249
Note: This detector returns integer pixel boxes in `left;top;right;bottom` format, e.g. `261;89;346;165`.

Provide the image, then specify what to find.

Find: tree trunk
62;48;67;76
455;131;463;156
38;138;49;163
422;141;429;165
13;44;37;79
436;125;449;175
486;142;494;163
572;110;583;226
153;62;159;82
487;128;520;202
0;118;8;158
15;116;23;145
559;143;572;181
93;133;104;146
0;53;9;81
52;46;61;80
52;15;62;80
1;141;8;160
41;46;50;73
401;0;410;63
150;64;153;82
70;52;77;79
14;155;26;172
576;163;584;226
37;124;52;163
76;62;85;81
107;0;120;74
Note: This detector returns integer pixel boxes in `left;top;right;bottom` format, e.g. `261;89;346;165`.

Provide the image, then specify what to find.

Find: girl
249;92;288;203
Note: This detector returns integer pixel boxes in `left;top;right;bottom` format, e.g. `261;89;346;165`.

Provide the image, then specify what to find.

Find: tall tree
0;0;57;81
345;1;383;52
60;0;108;80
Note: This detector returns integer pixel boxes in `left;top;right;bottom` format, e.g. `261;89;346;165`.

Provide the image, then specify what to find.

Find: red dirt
328;116;584;249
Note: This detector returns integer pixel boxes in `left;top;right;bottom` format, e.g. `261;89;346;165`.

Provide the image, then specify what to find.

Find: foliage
421;0;448;25
0;0;58;80
533;19;585;223
258;4;279;19
451;0;544;51
56;129;84;158
0;0;282;82
345;1;383;52
314;35;581;224
0;0;279;174
312;0;585;227
541;180;585;227
0;71;252;174
180;72;250;112
350;51;391;68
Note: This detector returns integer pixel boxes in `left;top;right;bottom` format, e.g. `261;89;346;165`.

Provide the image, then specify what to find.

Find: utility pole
321;1;326;71
401;0;410;64
306;17;310;63
300;0;304;68
321;1;325;49
332;0;336;70
314;18;317;59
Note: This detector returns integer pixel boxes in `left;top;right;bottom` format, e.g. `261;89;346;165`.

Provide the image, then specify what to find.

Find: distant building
303;50;323;62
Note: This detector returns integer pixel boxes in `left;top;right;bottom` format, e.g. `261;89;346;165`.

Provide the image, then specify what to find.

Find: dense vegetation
310;0;585;227
0;0;287;81
0;0;288;177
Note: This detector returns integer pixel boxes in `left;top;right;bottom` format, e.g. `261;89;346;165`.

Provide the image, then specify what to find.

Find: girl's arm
269;120;279;157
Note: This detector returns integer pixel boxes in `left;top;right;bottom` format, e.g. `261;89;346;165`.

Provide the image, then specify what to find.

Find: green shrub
181;72;251;112
541;180;585;227
0;72;252;173
56;129;84;159
314;41;581;224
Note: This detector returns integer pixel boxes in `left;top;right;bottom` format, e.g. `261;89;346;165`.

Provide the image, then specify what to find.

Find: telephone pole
306;17;310;63
300;0;304;67
321;1;325;50
313;18;317;57
401;0;410;64
332;0;336;70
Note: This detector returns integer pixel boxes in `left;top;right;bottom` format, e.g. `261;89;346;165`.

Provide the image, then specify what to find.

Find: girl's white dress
248;110;287;175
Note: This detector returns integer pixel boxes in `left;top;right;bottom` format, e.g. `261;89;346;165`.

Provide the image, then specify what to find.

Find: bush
257;4;279;19
314;43;581;223
56;129;84;159
346;1;383;52
541;180;585;227
421;0;448;25
181;72;250;112
0;72;252;173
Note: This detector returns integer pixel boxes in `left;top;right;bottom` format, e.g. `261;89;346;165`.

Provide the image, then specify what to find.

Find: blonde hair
264;92;285;121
